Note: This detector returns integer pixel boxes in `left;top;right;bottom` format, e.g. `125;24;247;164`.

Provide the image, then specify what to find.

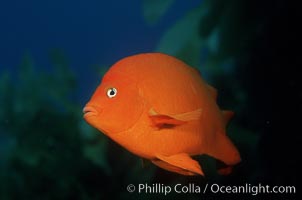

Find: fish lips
83;106;99;118
82;105;109;134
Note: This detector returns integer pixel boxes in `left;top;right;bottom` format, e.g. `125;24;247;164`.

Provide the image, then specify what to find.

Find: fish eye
107;88;117;98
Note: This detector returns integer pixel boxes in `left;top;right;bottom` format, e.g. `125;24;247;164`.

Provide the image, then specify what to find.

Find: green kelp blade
143;0;175;25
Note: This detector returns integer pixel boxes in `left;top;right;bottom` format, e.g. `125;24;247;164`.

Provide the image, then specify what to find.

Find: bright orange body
83;53;240;176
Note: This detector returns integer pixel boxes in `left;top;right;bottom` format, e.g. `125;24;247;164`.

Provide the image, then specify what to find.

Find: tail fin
207;133;241;175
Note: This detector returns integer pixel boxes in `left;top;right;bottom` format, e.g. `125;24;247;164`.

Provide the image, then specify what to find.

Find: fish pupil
110;90;115;95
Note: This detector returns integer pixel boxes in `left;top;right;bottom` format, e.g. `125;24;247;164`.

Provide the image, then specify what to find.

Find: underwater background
0;0;299;199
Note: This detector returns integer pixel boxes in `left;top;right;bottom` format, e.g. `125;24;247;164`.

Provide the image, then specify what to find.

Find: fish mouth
83;106;98;118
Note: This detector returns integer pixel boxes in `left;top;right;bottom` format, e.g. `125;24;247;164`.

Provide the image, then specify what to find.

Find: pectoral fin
173;108;202;121
152;153;204;176
149;108;202;129
149;114;186;128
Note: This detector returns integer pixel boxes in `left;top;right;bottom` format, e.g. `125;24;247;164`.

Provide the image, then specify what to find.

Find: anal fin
152;153;204;176
141;158;151;168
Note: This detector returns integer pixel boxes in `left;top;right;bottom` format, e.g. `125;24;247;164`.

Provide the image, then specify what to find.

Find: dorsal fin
222;110;234;126
206;84;218;100
192;67;201;76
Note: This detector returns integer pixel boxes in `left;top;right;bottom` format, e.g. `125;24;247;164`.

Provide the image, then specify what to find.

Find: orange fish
83;53;241;176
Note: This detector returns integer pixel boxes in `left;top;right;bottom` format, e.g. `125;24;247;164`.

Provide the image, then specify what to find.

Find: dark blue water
0;1;299;199
0;0;201;104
